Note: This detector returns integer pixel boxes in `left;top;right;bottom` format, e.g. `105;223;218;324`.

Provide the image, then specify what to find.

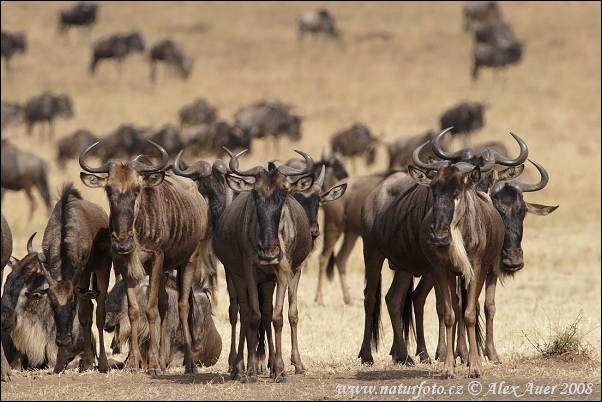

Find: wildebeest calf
90;31;145;75
23;91;74;139
149;38;193;83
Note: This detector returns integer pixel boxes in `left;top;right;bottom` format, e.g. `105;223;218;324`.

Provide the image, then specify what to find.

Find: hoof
148;367;163;376
493;360;502;365
185;365;199;374
241;375;258;383
440;374;455;380
275;375;288;383
230;373;242;381
469;372;483;378
295;368;306;375
1;374;12;382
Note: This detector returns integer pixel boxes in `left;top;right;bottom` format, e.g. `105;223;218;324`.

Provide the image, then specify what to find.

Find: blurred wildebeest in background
138;123;184;159
56;128;99;170
1;101;24;131
386;130;437;171
474;20;516;47
1;139;52;220
330;122;383;171
1;30;27;76
472;39;523;82
462;1;502;32
297;8;341;43
95;123;149;163
233;98;303;153
439;101;488;145
90;31;145;75
57;2;98;39
23;91;74;139
1;236;92;374
178;98;218;128
182;120;250;158
104;273;222;370
1;212;13;382
149;38;193;83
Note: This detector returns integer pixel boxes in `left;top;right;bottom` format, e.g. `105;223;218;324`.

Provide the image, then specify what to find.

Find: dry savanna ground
1;1;600;401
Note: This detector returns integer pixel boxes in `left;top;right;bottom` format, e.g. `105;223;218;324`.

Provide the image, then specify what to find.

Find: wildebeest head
125;31;145;53
225;149;315;265
55;94;75;119
79;140;168;255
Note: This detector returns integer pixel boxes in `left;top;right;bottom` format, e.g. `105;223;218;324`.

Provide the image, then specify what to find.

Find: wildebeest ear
498;164;524;181
408;165;430;185
321;183;347;204
465;166;481;188
25;289;48;300
144;171;165;187
80;172;106;188
291;174;314;192
526;203;559;216
8;256;19;267
78;288;101;300
226;174;254;192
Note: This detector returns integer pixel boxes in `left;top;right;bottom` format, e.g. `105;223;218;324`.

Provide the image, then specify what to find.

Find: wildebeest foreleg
484;267;501;364
77;295;96;371
93;263;111;373
412;274;434;363
385;268;414;366
464;266;487;378
271;278;287;383
25;188;36;220
433;269;459;379
335;231;358;305
145;256;167;375
176;260;198;375
225;272;239;372
287;268;305;374
257;281;276;374
123;273;143;371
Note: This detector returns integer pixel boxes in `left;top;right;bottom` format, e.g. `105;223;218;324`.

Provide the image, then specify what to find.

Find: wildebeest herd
1;1;563;387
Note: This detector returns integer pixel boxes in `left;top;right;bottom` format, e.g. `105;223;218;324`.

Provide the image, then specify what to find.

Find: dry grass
1;1;600;400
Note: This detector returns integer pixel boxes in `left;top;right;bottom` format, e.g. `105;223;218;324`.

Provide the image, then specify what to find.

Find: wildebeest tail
401;277;416;348
326;253;335;281
460;276;485;356
39;164;52;210
370;274;382;351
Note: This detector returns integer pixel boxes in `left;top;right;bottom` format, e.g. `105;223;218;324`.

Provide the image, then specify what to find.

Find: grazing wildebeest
330;122;382;171
297;8;341;43
233;99;303;153
1;234;92;374
1;138;52;219
1;101;24;131
79;140;210;375
1;212;13;382
149;38;193;83
386;130;437;171
1;30;27;75
462;1;502;32
56;128;99;170
439;101;488;145
57;2;98;39
104;273;221;370
23;91;74;139
472;40;523;82
213;149;315;382
23;182;112;373
181;120;250;158
178;98;218;128
358;127;508;378
90;31;145;75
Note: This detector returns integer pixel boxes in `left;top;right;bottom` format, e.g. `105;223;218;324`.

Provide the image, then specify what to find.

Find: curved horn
172;150;212;178
432;127;476;161
37;255;54;285
412;141;450;171
489;132;528;166
79;141;114;174
278;150;314;176
315;165;326;188
26;232;37;254
130;140;169;172
228;149;264;177
513;159;549;193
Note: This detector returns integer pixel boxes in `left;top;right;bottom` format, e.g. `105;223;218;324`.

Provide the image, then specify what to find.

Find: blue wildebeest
439;101;488;146
1;30;27;76
23;91;74;139
90;31;145;75
471;20;523;82
1;234;92;374
104;273;222;370
182;120;251;159
23;182;112;373
1;212;13;382
79;140;210;375
1;100;24;131
213;149;316;382
297;8;341;43
1;138;52;220
57;2;98;39
149;38;194;83
56;128;99;170
358;127;507;378
330;122;383;172
462;1;502;32
386;130;437;171
178;98;218;128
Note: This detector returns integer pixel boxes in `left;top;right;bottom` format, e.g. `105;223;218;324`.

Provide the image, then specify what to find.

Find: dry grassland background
1;1;600;400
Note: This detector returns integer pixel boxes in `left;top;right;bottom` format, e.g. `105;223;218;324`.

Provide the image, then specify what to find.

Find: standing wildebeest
462;1;502;32
233;99;303;153
139;123;184;159
358;127;508;378
472;40;523;82
1;138;52;219
1;212;13;382
1;101;24;131
149;38;193;83
90;31;145;75
56;128;99;170
213;149;315;382
1;30;27;76
23;182;112;373
23;91;74;139
297;8;341;43
439;101;488;146
182;120;250;158
104;273;221;370
79;140;210;375
1;234;92;374
330;122;382;172
386;130;437;171
95;123;148;163
178;98;218;128
57;2;98;39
